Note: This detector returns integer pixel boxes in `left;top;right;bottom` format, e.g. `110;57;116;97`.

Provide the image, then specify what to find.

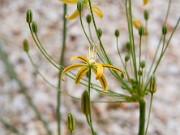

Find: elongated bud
23;39;29;52
96;28;102;37
140;60;146;68
77;0;83;12
67;113;76;132
138;25;144;36
81;91;90;115
144;10;149;21
149;75;157;93
126;42;131;50
114;29;120;37
26;9;33;23
86;14;91;24
125;54;130;62
32;21;38;33
162;24;167;35
138;70;142;76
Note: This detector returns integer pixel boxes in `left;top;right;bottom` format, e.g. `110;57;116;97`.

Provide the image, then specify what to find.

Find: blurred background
0;0;180;135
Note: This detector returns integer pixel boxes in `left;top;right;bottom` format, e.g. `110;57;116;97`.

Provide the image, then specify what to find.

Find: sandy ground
0;0;180;135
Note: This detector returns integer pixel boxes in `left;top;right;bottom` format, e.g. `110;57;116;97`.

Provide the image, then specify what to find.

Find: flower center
87;46;96;64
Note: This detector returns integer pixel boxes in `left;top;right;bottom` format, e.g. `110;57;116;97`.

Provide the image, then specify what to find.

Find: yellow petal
133;18;142;29
133;19;148;35
92;6;103;18
94;63;103;79
75;67;89;84
143;0;148;5
65;9;79;20
92;68;108;92
71;56;88;63
60;0;78;4
61;63;85;80
102;64;125;76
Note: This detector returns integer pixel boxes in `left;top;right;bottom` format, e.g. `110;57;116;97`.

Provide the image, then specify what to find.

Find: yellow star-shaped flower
61;47;125;92
60;0;103;20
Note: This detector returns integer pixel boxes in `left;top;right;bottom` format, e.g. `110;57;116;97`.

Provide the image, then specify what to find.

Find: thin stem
57;4;67;135
79;12;92;45
145;94;153;135
87;69;95;135
138;99;146;135
0;117;22;135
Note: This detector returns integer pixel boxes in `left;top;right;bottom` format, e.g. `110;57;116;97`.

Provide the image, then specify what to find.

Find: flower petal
94;63;103;79
143;0;148;5
65;9;79;20
75;67;89;84
92;68;108;92
71;56;88;63
60;0;78;4
61;63;85;80
91;6;103;18
102;64;125;76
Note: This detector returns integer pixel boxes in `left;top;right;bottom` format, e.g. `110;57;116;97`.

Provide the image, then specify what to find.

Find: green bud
77;0;83;12
26;9;33;23
125;54;130;62
81;91;90;115
144;10;149;21
31;21;38;33
138;25;144;36
114;29;120;37
149;75;157;93
23;39;29;52
138;70;142;76
162;24;167;35
86;14;91;24
96;28;102;37
140;60;146;68
126;42;131;50
67;113;76;132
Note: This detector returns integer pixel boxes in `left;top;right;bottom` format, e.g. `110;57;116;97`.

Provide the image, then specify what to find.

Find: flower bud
77;0;83;12
149;75;157;93
126;42;131;50
125;54;130;62
26;9;33;23
67;113;76;132
23;39;29;52
138;26;144;36
144;10;149;21
138;70;142;76
162;24;167;35
140;60;146;68
81;91;90;115
32;21;38;33
114;29;120;37
96;28;102;37
86;14;91;24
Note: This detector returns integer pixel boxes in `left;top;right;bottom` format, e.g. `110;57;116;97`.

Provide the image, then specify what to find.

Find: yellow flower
60;0;103;20
143;0;149;5
61;47;125;92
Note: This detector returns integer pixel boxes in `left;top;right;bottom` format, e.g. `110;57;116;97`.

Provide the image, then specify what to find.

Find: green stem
57;4;67;135
87;69;95;135
138;99;146;135
145;94;153;135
